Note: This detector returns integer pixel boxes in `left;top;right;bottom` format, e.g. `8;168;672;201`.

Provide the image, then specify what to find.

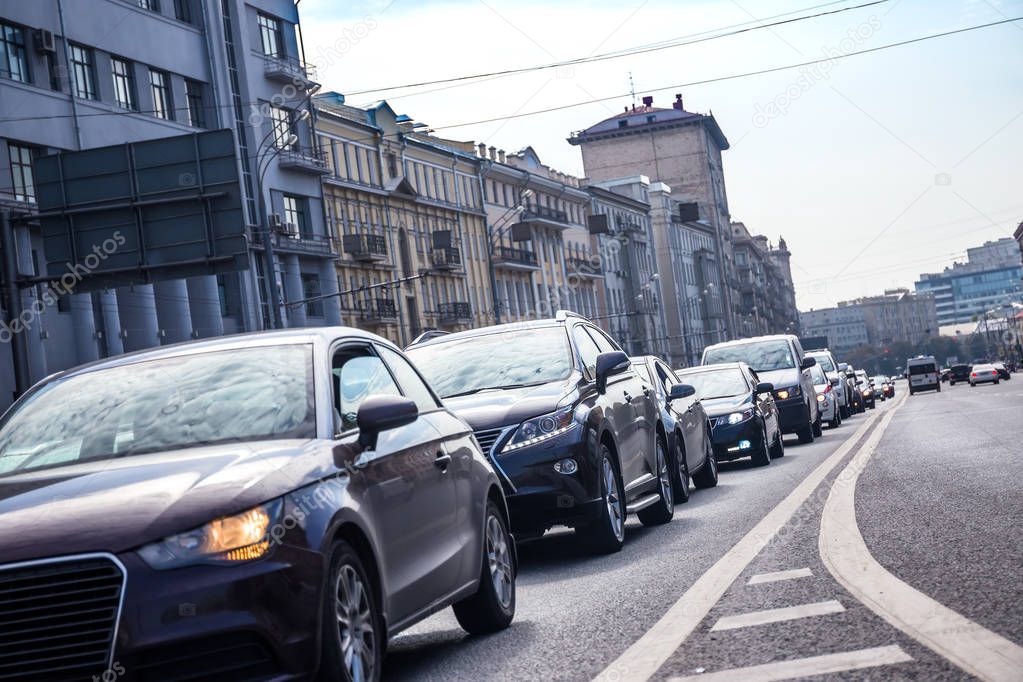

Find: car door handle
434;452;451;471
623;392;633;403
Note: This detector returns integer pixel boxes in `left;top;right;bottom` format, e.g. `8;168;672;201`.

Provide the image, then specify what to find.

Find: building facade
1;0;335;410
732;223;800;337
800;289;938;356
914;237;1023;325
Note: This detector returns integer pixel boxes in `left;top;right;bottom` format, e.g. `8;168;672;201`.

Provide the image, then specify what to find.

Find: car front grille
474;428;504;456
0;555;124;681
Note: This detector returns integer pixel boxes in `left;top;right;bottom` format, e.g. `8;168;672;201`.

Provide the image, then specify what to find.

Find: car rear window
909;364;937;375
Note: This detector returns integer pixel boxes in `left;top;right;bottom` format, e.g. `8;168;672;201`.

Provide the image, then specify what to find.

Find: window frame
0;21;29;83
257;12;284;58
185;79;204;127
328;341;406;438
148;67;173;120
68;43;97;100
8;143;36;203
282;194;308;236
110;57;137;110
376;344;443;414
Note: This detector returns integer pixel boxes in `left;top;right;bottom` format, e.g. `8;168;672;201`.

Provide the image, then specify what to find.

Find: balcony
520;203;570;228
263;54;319;89
492;246;539;270
617;218;645;236
566;257;603;278
359;298;398;325
430;247;462;271
438;302;472;325
273;232;337;258
278;147;331;175
342;233;388;263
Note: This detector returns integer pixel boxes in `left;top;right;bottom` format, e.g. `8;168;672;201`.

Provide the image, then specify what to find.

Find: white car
970;364;1001;386
810;362;841;428
807;350;851;418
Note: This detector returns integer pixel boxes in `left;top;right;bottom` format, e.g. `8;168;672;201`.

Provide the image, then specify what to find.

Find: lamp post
487;188;534;324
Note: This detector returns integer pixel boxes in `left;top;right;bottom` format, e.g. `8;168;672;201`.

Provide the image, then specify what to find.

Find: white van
907;355;940;395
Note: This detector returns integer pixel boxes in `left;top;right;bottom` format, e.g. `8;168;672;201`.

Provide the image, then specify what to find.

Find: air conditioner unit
34;29;56;54
281;222;299;237
268;213;283;230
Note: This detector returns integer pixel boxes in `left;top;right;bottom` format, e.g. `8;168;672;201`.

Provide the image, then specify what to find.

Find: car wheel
797;406;814;443
579;446;625;554
751;422;771;466
671;435;691;504
452;500;516;635
829;410;841;429
769;428;785;459
319;540;382;682
692;434;719;489
812;412;823;437
638;437;674;526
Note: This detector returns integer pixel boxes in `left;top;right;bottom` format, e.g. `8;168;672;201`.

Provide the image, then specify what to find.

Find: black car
677;362;784;467
0;329;515;682
949;364;972;385
631;355;718;501
994;363;1012;380
407;312;674;554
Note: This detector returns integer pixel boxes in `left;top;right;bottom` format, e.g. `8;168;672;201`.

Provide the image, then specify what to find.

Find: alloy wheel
603;456;624;541
656;441;673;508
336;564;375;682
486;513;514;610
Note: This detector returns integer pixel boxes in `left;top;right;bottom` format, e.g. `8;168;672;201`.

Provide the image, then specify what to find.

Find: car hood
442;378;578;431
702;394;754;418
0;439;330;563
757;368;801;389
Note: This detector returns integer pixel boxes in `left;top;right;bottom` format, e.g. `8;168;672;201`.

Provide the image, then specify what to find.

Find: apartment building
313;94;492;346
914;237;1023;325
800;289;937;356
732;222;800;337
0;0;331;409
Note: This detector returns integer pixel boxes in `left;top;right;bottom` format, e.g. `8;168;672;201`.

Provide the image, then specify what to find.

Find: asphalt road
381;379;1023;681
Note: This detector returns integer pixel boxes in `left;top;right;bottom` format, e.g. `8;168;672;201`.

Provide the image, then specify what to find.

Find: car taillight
972;373;977;377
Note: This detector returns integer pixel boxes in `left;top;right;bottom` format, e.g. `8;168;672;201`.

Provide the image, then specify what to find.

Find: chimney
498;149;506;163
477;142;487;158
624;106;629;113
488;146;497;161
673;93;684;111
642;95;653;109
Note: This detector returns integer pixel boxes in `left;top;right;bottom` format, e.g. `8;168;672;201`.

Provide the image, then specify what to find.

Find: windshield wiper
444;382;545;399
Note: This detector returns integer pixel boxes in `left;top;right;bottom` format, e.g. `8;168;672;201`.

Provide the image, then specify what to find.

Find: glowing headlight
502;406;577;453
774;385;799;400
726;408;755;425
138;500;282;570
862;389;871;396
816;394;826;403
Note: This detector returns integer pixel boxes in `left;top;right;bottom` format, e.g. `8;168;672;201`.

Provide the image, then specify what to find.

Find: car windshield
0;345;315;476
678;368;748;399
407;326;573;398
704;340;795;371
811;354;836;372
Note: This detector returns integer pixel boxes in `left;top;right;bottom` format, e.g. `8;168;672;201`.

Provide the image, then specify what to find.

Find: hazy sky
298;0;1023;311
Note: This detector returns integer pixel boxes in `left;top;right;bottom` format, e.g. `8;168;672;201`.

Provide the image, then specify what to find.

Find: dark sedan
632;355;718;501
677;363;784;467
0;329;515;682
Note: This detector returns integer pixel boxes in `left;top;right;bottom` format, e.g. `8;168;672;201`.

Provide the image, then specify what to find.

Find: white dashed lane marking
666;645;914;682
709;599;846;632
746;567;813;585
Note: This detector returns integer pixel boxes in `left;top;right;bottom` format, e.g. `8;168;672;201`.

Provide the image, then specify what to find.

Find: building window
46;53;62;91
0;22;28;83
173;0;193;23
257;13;283;57
138;0;161;10
270;105;296;149
386;152;398;178
111;58;137;110
8;144;36;203
69;44;96;99
149;68;172;120
302;274;323;317
185;79;204;127
283;194;307;235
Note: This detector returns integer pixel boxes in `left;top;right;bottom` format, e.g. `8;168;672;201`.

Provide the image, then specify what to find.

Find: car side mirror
356;395;418;450
668;383;696;400
756;382;774;394
595;351;631;394
800;357;816;370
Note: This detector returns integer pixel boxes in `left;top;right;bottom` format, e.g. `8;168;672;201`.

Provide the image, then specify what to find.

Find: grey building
732;222;799;337
1;0;338;409
800;289;937;356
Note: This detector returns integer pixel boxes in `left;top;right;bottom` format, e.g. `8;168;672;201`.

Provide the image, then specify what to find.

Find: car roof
704;334;797;351
406;318;566;349
679;361;747;373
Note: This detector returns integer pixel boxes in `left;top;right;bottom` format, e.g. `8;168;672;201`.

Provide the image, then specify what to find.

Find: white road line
747;567;813;585
666;644;913;682
820;395;1023;682
593;408;885;682
710;599;845;632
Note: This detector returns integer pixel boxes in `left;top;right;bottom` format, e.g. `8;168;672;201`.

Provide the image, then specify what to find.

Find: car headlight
816;393;827;403
502;406;577;453
862;388;871;396
774;385;799;400
726;408;755;425
138;499;282;570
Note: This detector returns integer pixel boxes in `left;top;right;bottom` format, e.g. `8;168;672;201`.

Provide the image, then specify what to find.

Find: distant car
970;364;1001;386
949;364;972;385
844;367;865;413
632;355;718;501
677;362;784;467
993;362;1011;380
808;350;853;419
940;368;951;383
855;370;876;409
810;363;842;428
0;329;516;682
870;375;889;401
907;356;941;395
702;335;820;444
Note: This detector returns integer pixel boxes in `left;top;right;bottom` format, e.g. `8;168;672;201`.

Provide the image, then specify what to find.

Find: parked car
811;363;842;428
970;364;1001;386
949;364;972;385
0;329;516;682
871;375;890;401
677;362;784;466
808;349;852;419
702;335;820;444
993;361;1011;380
406;312;673;554
854;370;876;409
907;355;941;394
632;356;718;501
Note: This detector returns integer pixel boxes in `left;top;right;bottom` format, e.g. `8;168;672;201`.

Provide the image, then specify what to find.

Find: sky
296;0;1023;312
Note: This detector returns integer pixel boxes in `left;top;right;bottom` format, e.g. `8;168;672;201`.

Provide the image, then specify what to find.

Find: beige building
313;93;493;346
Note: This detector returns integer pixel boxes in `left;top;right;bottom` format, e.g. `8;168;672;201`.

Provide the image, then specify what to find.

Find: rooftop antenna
628;72;636;110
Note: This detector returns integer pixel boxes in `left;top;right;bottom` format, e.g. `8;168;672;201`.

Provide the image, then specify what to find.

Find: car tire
452;500;516;635
579;445;626;554
751;422;771;466
671;435;691;504
829;410;840;429
770;428;785;459
319;540;383;682
692;434;719;489
638;437;674;526
812;412;823;437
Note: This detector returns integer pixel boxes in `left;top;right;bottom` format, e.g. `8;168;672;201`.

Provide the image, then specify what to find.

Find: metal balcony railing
492;246;538;268
437;302;472;324
342;233;388;262
277;147;331;174
522;203;569;224
360;298;398;323
263;54;318;86
430;247;462;270
566;257;603;278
